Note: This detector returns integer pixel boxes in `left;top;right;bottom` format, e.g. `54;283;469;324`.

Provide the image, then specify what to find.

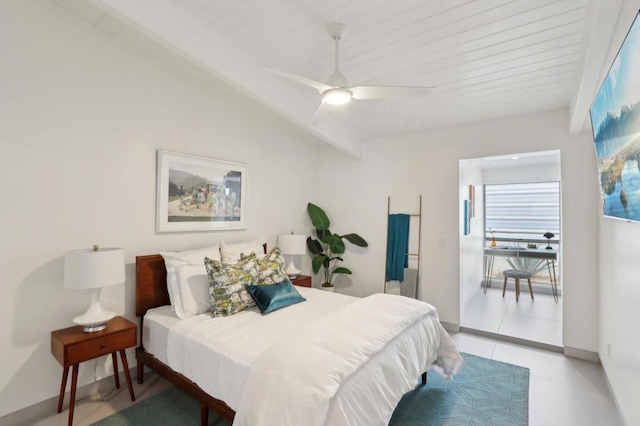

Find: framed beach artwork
156;150;247;232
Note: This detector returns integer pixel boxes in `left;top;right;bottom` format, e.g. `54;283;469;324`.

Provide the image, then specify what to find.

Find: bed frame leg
137;360;144;384
421;372;427;385
200;403;209;426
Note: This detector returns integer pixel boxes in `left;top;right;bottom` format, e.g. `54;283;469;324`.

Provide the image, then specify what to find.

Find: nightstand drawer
67;329;136;364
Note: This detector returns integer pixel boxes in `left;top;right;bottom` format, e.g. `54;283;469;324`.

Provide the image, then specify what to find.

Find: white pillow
172;264;211;319
160;245;221;312
220;239;266;263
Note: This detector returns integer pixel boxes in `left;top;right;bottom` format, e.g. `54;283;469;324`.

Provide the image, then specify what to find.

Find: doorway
459;150;563;348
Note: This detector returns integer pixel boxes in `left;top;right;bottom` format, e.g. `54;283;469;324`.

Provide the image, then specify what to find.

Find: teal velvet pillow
245;279;306;314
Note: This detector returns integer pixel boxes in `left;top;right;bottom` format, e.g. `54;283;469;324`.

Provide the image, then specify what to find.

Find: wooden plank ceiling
56;0;591;142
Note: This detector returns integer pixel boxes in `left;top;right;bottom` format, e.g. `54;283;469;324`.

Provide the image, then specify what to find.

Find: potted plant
306;202;368;289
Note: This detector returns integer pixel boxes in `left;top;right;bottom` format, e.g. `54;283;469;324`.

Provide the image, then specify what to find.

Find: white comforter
166;288;461;426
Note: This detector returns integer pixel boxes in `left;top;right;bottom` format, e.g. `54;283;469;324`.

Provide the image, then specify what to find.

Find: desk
483;247;558;302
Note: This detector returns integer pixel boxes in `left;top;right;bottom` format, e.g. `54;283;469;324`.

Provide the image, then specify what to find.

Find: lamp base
80;323;108;333
285;260;301;280
73;293;116;333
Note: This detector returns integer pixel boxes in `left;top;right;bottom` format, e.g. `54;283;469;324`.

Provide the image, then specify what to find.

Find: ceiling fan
263;23;433;121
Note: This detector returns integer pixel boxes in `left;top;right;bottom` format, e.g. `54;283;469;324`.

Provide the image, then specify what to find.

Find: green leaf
312;255;327;274
307;203;330;230
307;237;323;255
316;228;332;241
319;232;335;245
324;235;345;254
334;267;352;275
341;233;368;247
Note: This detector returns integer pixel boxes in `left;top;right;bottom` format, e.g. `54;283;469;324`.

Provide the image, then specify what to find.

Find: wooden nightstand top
291;275;311;287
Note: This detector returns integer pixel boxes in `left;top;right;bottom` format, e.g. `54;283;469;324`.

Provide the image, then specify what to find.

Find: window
485;182;560;244
484;182;561;286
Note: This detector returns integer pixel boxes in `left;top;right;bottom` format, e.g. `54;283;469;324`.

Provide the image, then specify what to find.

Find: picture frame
156;150;247;232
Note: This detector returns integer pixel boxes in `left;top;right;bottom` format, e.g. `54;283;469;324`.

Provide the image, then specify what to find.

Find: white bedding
233;292;460;426
149;287;461;425
142;305;180;365
166;287;357;410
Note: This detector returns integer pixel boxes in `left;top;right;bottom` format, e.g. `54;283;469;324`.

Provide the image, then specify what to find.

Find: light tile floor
461;285;563;347
29;332;624;426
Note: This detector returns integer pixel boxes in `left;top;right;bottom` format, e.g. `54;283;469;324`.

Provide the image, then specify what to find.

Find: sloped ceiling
53;0;621;157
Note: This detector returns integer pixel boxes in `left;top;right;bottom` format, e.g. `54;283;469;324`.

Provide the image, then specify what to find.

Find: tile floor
28;332;624;426
461;284;563;347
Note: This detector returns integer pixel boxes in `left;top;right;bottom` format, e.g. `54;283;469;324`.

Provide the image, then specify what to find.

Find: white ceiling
51;0;620;156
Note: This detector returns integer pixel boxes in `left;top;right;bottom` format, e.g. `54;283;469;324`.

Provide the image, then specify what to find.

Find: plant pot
321;283;335;292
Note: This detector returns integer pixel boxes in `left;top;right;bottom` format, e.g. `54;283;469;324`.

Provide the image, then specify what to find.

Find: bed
135;252;462;426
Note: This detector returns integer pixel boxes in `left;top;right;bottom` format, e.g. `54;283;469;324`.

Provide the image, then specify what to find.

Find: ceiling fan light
323;88;352;105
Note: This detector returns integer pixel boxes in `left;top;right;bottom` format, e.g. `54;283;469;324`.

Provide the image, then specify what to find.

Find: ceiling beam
569;0;623;134
89;0;363;158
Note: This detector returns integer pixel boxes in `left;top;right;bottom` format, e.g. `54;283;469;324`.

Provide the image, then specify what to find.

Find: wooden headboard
135;244;268;317
136;254;170;317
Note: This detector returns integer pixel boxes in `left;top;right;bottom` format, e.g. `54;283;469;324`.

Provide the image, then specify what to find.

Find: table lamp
64;245;125;332
278;233;307;278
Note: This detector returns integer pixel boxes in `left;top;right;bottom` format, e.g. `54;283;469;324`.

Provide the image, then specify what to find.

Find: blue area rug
93;352;529;426
390;352;529;425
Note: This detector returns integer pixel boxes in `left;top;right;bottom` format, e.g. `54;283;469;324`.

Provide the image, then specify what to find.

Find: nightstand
51;316;137;425
291;274;311;287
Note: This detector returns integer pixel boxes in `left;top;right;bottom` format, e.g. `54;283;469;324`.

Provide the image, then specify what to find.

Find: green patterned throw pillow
242;247;289;285
204;254;259;317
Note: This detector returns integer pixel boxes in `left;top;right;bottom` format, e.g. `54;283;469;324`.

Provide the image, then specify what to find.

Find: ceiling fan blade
263;67;331;93
309;101;332;124
351;86;433;100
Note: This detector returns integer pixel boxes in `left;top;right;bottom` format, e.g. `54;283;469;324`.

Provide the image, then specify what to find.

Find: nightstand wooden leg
57;365;69;413
119;350;136;401
112;352;120;389
68;364;79;426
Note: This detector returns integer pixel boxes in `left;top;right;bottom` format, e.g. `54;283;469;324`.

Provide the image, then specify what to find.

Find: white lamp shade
64;248;125;290
278;234;307;255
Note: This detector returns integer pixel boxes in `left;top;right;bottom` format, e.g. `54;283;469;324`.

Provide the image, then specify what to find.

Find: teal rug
93;353;529;426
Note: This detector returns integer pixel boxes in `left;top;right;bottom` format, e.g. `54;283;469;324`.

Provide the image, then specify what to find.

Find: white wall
458;163;484;307
597;1;640;424
317;110;601;354
482;162;561;184
0;1;323;417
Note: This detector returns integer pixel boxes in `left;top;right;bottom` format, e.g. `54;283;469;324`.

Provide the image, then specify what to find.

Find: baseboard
0;367;154;426
441;321;460;333
601;363;629;425
459;327;564;353
563;346;600;363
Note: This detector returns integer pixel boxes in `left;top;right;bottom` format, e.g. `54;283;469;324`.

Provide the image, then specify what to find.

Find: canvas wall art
590;12;640;222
